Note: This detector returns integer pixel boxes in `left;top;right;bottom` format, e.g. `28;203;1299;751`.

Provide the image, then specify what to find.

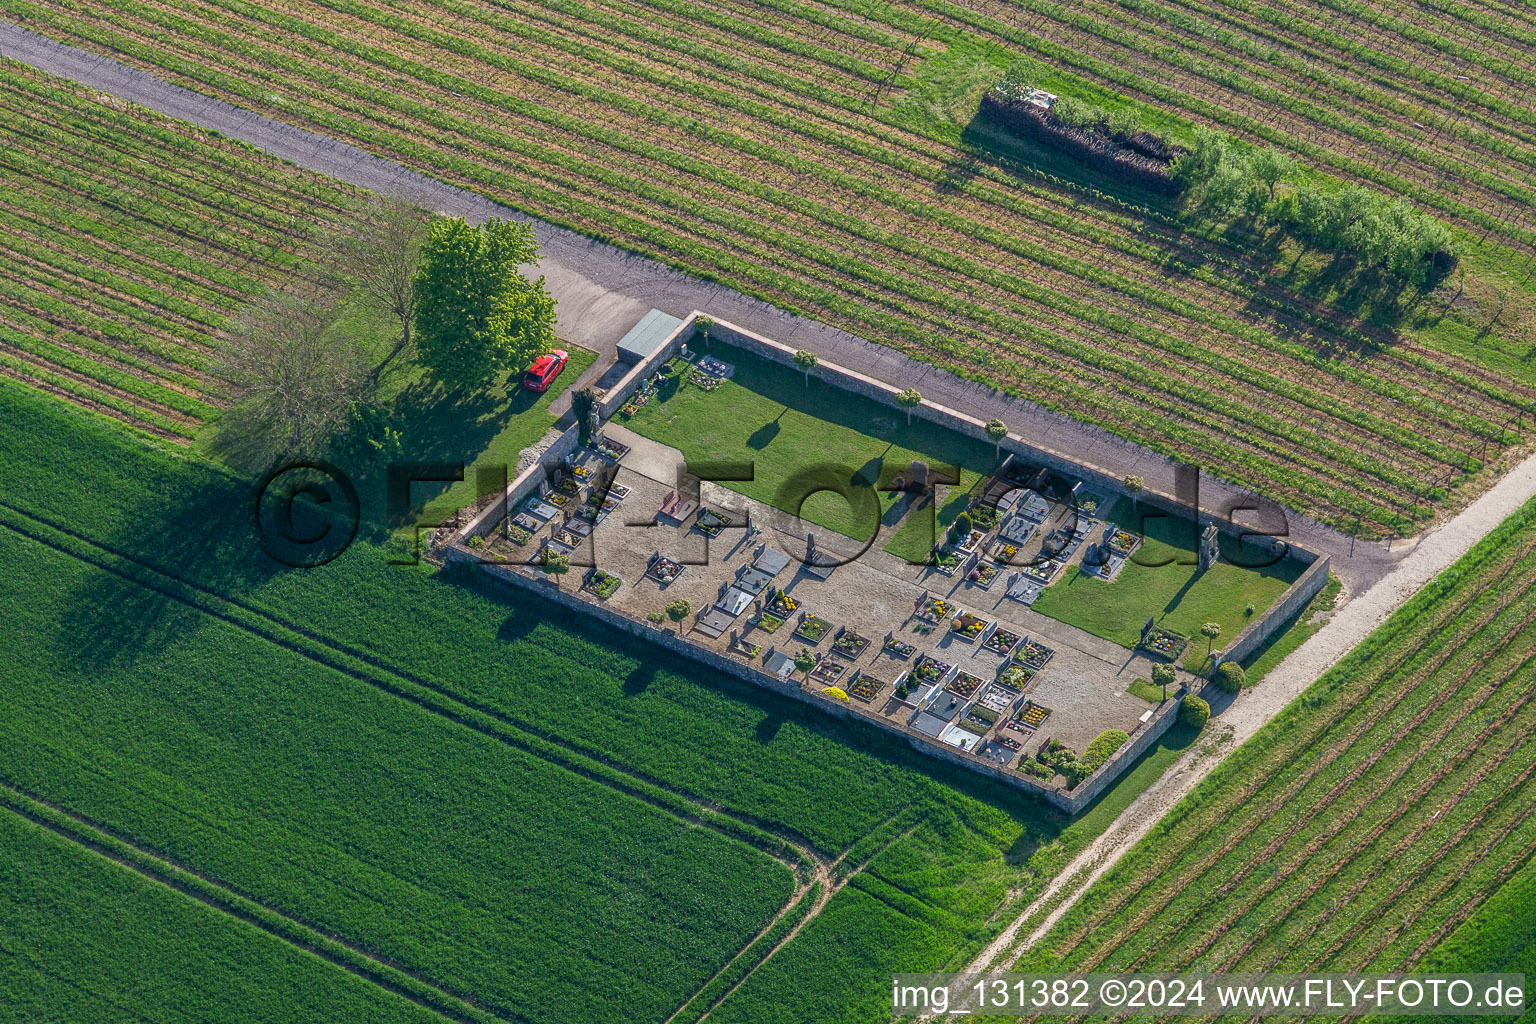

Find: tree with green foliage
949;511;974;545
896;387;922;425
1180;694;1211;729
985;417;1008;456
666;598;692;628
411;217;556;388
1151;662;1176;701
1215;660;1246;693
1250;146;1298;201
539;549;570;587
793;348;818;385
1200;621;1222;666
1123;474;1144;494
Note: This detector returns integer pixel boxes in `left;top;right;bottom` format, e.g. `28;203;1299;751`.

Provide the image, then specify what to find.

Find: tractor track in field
0;497;832;879
0;494;908;1018
0;780;524;1024
0;493;925;1023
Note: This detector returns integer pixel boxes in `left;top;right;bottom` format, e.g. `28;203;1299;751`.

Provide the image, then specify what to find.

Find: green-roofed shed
616;308;684;364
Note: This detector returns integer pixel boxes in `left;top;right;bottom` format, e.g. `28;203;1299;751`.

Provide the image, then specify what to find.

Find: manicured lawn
622;343;999;553
1238;572;1341;686
1031;498;1305;670
1127;678;1169;704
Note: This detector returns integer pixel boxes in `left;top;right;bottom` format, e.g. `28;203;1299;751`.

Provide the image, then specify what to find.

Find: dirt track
965;448;1536;972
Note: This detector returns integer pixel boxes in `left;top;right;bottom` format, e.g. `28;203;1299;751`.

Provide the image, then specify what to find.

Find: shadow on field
56;469;292;672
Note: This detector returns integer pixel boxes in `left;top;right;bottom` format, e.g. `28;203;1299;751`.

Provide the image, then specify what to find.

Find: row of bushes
1176;130;1457;287
983;77;1456;288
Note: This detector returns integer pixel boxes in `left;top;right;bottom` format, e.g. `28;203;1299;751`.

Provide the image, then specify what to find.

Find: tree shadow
55;465;291;673
746;410;785;450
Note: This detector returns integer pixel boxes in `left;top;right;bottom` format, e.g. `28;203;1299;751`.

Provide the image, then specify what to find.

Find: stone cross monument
1198;522;1220;571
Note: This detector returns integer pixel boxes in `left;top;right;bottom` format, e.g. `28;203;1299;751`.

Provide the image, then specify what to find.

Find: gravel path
0;19;1422;589
965;448;1536;973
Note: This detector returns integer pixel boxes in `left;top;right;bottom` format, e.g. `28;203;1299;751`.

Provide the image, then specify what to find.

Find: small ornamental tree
1180;694;1211;729
949;511;974;545
539;550;570;587
792;348;818;385
794;648;817;673
1215;661;1246;693
1123;474;1144;494
666;598;692;629
693;315;714;344
1151;662;1176;701
896;387;922;425
986;418;1008;456
572;387;598;445
1200;622;1222;665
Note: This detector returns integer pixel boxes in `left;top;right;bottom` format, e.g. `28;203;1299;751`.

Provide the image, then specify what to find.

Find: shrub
794;648;817;673
1181;695;1211;729
949;511;973;544
1215;661;1246;693
1084;729;1130;768
822;687;848;701
1067;729;1131;784
1244;602;1256;617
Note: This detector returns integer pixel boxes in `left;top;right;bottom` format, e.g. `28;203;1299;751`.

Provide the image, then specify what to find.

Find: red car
522;348;569;393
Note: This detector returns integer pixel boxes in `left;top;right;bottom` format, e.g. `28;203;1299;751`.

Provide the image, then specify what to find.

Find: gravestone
1198;522;1220;571
909;460;929;492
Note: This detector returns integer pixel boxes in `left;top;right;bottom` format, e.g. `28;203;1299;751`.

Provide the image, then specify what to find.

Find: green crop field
1020;498;1536;989
9;0;1536;533
0;376;1209;1022
0;809;448;1024
0;58;360;440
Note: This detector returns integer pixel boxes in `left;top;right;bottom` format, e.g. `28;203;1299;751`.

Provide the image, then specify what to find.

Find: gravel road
0;18;1422;588
966;447;1536;972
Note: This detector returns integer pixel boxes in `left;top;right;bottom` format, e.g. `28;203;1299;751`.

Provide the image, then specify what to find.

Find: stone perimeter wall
1218;552;1332;666
445;310;1325;814
704;315;1330;677
445;544;1185;814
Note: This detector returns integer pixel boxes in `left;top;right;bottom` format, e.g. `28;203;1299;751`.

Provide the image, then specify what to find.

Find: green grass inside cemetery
625;345;1308;663
1028;498;1305;670
621;341;996;549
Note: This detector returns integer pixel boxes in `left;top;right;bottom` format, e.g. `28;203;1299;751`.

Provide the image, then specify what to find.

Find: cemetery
451;312;1330;808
